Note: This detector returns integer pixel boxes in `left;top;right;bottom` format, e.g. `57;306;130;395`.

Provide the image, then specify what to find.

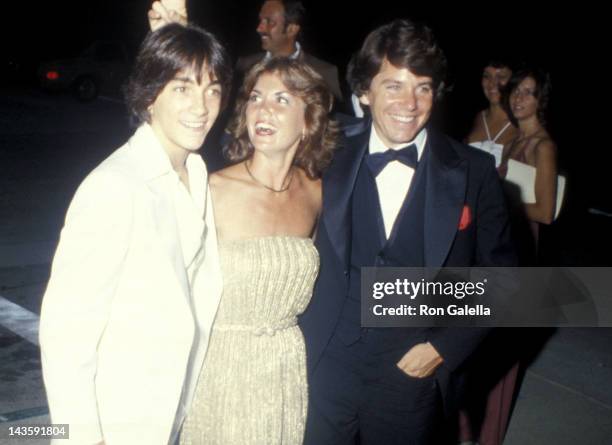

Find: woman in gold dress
180;57;337;445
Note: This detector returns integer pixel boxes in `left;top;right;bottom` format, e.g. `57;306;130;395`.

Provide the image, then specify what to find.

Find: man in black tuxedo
299;19;516;445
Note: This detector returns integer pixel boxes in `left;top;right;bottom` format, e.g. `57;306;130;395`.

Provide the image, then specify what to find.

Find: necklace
245;161;294;193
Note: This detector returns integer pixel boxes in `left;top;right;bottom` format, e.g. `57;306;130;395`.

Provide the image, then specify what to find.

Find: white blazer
39;125;223;445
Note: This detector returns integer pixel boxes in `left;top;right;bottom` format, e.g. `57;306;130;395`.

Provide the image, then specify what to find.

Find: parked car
38;41;130;101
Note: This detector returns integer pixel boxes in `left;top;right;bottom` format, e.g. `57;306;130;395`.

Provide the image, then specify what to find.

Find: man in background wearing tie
299;19;516;444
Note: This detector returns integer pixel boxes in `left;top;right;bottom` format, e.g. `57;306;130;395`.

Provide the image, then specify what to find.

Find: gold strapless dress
180;236;319;445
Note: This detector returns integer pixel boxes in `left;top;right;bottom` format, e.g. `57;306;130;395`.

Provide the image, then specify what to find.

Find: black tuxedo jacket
299;119;516;406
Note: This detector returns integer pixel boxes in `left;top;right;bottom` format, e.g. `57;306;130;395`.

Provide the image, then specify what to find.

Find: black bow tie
366;144;418;177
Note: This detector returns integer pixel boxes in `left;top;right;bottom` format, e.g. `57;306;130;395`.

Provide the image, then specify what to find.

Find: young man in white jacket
39;23;231;445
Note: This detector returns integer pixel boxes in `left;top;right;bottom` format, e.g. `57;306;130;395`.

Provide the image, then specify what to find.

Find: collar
129;124;206;182
368;124;427;161
264;41;301;61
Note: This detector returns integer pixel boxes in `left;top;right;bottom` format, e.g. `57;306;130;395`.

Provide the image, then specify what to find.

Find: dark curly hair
347;19;448;101
226;57;338;179
504;65;552;127
124;23;232;125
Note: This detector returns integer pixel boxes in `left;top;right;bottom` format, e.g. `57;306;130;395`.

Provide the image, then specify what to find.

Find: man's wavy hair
124;23;232;125
347;19;448;101
226;57;338;179
504;66;552;128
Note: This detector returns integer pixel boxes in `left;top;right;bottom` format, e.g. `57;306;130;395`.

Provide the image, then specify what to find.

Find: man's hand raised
148;0;187;31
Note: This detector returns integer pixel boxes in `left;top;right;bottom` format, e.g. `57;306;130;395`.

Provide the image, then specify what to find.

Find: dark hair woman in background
502;66;557;257
466;59;517;169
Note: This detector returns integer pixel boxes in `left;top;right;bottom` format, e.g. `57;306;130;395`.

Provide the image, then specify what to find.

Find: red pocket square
458;205;471;230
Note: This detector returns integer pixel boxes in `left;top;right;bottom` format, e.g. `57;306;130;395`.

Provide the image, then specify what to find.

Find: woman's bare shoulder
533;134;557;156
536;135;556;149
297;169;321;194
295;169;322;213
210;163;247;186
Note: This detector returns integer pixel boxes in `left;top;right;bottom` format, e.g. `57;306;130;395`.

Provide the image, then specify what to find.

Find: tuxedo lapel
424;130;468;267
147;179;191;299
322;121;370;268
128;125;192;300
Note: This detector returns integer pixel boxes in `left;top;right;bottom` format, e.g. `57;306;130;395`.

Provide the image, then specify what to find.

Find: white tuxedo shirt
368;126;427;238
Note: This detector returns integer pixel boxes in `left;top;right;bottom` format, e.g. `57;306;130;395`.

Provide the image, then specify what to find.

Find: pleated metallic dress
180;236;319;445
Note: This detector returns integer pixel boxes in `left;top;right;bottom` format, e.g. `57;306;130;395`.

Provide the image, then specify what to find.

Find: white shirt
368;125;427;239
264;41;302;61
171;156;207;270
144;130;210;444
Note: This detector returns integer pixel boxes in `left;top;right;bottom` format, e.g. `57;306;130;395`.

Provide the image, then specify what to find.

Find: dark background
3;2;576;133
3;1;608;263
3;1;576;140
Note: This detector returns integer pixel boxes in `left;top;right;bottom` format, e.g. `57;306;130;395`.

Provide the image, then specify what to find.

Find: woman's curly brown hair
225;57;338;179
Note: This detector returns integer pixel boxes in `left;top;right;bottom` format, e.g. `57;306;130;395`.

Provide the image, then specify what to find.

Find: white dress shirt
164;145;209;444
171;155;207;270
264;41;302;61
368;125;427;239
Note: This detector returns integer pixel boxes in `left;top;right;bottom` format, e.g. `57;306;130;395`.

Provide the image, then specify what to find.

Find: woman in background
466;59;517;170
503;65;557;245
458;60;524;445
459;66;557;445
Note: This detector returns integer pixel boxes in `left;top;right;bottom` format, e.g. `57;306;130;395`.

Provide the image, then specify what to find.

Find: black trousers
304;328;444;445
